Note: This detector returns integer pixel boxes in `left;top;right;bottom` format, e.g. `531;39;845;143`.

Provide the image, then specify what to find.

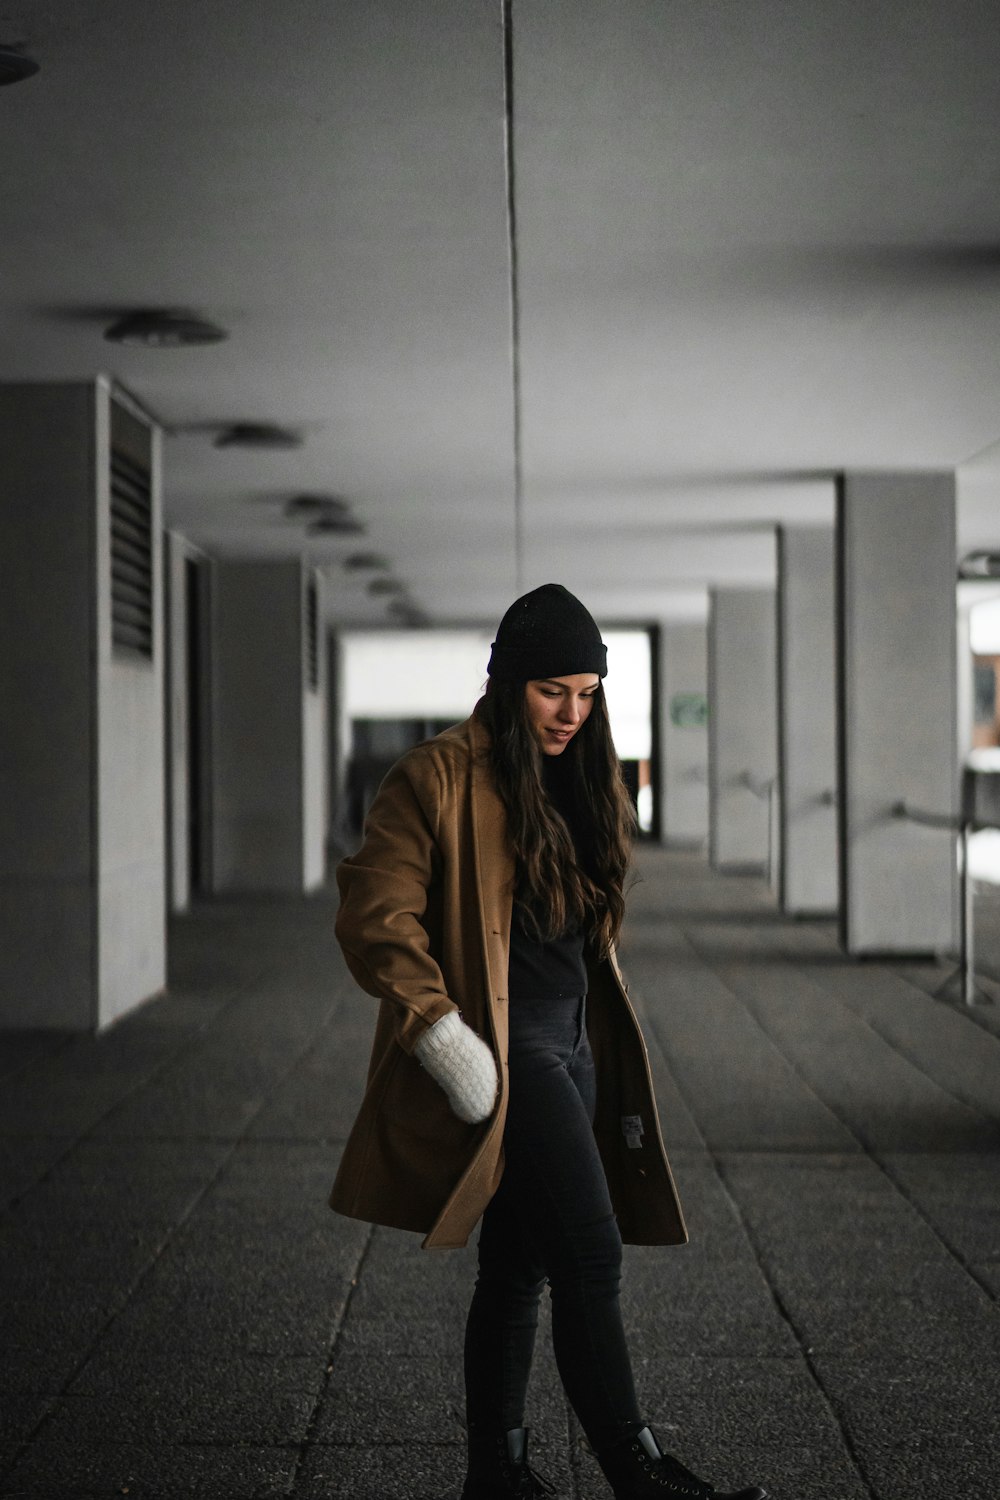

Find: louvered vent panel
110;443;153;657
306;575;319;691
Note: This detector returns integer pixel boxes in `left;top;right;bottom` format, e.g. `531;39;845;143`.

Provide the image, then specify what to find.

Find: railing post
767;780;780;893
959;819;976;1007
740;771;779;893
891;800;989;1006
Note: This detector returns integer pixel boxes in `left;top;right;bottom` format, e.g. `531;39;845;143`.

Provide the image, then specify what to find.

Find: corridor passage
1;851;998;1499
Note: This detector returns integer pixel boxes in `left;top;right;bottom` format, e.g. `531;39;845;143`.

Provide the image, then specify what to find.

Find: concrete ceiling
3;0;1000;627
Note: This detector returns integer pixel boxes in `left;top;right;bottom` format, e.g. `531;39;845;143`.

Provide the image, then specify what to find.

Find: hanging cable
501;0;525;594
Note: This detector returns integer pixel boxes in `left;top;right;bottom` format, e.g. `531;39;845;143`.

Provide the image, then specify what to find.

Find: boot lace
630;1438;713;1498
512;1458;556;1498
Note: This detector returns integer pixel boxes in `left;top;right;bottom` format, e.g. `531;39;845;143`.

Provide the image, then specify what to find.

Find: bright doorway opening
337;628;655;834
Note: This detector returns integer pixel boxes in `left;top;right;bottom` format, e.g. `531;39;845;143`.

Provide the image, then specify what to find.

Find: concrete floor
1;848;998;1499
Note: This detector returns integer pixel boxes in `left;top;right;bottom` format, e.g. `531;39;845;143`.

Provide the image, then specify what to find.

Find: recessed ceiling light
959;551;1000;580
284;494;351;517
387;599;428;627
0;47;39;85
214;423;302;449
343;552;390;571
104;309;228;347
305;516;366;537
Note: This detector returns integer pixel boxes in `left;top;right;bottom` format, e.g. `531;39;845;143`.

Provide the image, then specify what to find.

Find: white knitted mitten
413;1011;498;1124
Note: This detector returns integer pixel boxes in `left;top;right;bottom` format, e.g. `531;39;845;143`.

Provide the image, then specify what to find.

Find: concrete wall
777;527;838;914
0;384;97;1026
212;559;327;892
658;621;708;846
95;393;166;1026
709;589;778;872
837;472;957;954
0;379;165;1028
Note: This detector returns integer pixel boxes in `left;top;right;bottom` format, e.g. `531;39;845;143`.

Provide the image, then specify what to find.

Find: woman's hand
413;1011;498;1124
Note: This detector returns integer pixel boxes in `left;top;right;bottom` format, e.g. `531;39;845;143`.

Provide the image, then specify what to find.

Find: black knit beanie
487;583;608;681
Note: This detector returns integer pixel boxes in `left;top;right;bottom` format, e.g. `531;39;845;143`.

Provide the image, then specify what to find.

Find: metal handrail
739;771;779;891
891;801;983;1006
890;800;964;832
740;771;774;801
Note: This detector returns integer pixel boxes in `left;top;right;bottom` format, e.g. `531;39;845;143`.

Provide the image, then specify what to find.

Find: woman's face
524;674;601;755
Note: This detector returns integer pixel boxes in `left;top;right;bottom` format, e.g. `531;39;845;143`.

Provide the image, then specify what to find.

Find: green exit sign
669;693;708;729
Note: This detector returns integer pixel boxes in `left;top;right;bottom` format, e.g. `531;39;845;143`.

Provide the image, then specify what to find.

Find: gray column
211;560;327;893
837;472;957;955
708;589;778;873
777;527;838;914
0;379;166;1029
657;621;708;847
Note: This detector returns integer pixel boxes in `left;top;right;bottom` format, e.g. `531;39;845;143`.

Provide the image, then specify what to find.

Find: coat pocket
379;1043;477;1148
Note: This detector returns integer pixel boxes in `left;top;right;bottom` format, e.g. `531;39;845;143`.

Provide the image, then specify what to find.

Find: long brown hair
476;677;635;954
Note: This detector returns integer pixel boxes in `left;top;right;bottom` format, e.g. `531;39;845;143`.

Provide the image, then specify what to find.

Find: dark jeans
463;993;641;1451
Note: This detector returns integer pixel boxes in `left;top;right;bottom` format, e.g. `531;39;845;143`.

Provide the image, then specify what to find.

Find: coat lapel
466;714;515;1015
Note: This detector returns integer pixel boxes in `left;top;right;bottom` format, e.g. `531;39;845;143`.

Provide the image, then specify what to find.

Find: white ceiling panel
2;0;999;627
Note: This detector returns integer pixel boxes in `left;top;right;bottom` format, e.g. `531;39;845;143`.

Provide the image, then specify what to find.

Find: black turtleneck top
507;753;590;1000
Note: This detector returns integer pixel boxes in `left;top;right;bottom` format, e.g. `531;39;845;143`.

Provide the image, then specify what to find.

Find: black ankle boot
461;1426;557;1498
596;1425;767;1500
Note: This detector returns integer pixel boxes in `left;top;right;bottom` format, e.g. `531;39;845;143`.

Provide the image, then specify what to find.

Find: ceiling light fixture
305;516;366;537
104;309;228;347
0;46;39;85
214;423;302;450
387;599;429;627
343;552;390;571
284;494;351;517
285;494;365;535
959;551;1000;580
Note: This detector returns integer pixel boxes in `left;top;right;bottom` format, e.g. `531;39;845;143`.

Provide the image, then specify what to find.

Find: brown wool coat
330;712;688;1251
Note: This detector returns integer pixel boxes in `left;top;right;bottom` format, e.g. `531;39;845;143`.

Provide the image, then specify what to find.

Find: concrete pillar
657;621;708;847
211;560;327;893
708;589;778;873
0;379;166;1029
836;472;957;955
777;527;838;914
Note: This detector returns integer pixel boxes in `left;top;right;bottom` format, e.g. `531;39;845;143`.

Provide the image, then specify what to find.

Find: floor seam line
673;923;869;1154
0;1002;345;1488
871;1149;998;1305
0;1135;244;1482
285;1221;377;1495
824;974;1000;1126
685;942;999;1298
635;921;879;1494
0;964;276;1220
712;1154;881;1500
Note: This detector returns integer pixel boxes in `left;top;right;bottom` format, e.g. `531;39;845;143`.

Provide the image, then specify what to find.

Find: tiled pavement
1;850;998;1499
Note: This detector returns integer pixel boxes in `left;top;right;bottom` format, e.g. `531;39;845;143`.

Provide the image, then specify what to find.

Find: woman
332;584;766;1500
